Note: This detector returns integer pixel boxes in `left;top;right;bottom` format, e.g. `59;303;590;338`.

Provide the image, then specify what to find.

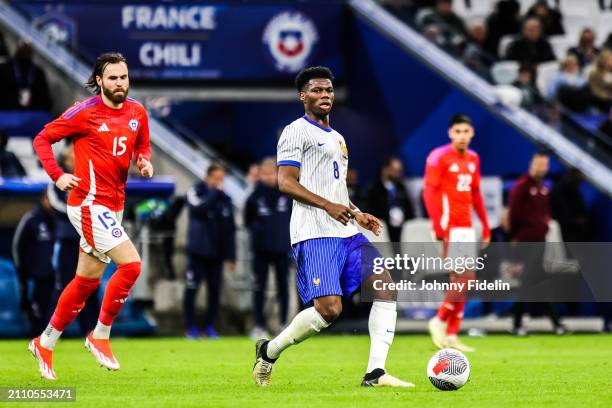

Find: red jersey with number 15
33;95;151;212
422;143;490;239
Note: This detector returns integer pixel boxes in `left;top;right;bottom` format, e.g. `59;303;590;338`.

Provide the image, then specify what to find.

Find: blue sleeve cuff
277;160;301;168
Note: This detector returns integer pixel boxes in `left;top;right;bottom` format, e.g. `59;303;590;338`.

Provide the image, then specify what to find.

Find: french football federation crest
339;141;348;158
263;11;318;73
129;119;139;132
313;277;321;287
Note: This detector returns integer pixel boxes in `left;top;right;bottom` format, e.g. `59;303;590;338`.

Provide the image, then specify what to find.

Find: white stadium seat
536;61;560;98
563;15;596;42
493;85;523;107
498;34;516;59
558;0;598;16
519;0;538;14
491;60;520;84
549;35;573;59
597;13;612;41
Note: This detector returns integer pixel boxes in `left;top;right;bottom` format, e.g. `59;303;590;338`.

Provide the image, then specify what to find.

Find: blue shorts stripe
291;233;379;305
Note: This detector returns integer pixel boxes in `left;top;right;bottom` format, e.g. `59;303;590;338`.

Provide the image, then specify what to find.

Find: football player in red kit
29;53;153;379
423;114;490;353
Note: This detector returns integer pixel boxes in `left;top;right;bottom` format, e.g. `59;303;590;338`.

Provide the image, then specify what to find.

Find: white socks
40;324;62;350
366;300;397;373
92;320;112;339
267;307;330;359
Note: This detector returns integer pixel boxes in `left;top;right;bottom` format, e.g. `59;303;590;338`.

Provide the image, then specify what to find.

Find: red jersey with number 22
423;143;490;239
33;95;151;212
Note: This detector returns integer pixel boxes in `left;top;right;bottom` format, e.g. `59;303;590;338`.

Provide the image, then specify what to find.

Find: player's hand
355;212;384;236
56;173;81;192
323;202;354;225
481;235;491;250
136;154;154;178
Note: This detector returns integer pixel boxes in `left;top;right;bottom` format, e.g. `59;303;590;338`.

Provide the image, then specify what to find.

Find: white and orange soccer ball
427;348;470;391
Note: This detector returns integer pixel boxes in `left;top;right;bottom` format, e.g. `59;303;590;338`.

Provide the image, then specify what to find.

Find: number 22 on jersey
456;174;472;191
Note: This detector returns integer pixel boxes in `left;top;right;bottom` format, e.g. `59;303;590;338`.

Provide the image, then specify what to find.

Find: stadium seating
491;61;520;85
536;61;560;98
549;35;573;59
493;85;523;107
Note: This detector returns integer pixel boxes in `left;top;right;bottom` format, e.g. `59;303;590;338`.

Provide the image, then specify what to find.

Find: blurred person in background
0;32;8;61
12;190;55;336
346;167;365;208
184;163;236;339
525;0;564;37
483;0;522;58
506;18;555;64
568;29;600;69
513;63;543;109
420;0;469;54
0;130;26;176
462;19;495;80
547;55;587;109
0;41;51;111
244;158;291;340
365;157;414;242
587;50;612;112
550;168;591;242
508;151;566;336
48;144;99;335
424;114;490;353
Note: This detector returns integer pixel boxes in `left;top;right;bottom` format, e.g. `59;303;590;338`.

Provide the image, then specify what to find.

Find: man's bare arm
278;165;353;225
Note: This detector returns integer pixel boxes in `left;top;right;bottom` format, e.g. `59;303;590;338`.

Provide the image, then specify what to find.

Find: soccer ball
426;348;470;391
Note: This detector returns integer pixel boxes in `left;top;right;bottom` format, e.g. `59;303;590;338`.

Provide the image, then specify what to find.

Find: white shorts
446;227;478;268
67;204;129;264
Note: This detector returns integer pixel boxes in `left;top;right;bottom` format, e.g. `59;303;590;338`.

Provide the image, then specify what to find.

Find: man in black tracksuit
244;158;291;338
48;145;99;334
12;192;55;335
184;163;236;339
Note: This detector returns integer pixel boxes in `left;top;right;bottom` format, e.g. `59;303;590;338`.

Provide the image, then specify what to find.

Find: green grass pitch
1;334;611;407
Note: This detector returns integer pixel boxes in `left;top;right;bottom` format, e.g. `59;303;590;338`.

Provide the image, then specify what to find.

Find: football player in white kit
252;66;414;389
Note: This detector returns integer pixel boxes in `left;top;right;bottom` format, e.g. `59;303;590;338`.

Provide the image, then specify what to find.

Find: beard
102;84;128;104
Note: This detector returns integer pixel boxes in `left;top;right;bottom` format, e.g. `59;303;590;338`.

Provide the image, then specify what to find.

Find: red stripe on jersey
81;206;96;250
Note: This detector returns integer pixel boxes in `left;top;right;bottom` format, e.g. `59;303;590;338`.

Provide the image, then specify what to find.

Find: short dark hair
206;162;225;176
85;52;128;94
382;156;402;168
533;149;550;158
449;113;473;127
294;66;334;92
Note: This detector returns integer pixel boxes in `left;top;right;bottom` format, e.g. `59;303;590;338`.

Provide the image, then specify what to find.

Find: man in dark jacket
244;158;291;339
506;18;556;64
508;151;565;336
365;157;414;242
0;41;51;111
12;191;55;335
184;163;236;339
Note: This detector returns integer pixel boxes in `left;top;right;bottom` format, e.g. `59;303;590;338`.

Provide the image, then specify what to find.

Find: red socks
437;302;455;321
445;301;465;335
99;262;141;326
50;275;101;331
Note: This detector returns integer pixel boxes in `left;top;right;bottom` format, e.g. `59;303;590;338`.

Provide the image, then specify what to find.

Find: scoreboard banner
16;2;345;80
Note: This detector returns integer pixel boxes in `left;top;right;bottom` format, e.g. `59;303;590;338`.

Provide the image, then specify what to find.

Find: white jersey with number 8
277;116;359;245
